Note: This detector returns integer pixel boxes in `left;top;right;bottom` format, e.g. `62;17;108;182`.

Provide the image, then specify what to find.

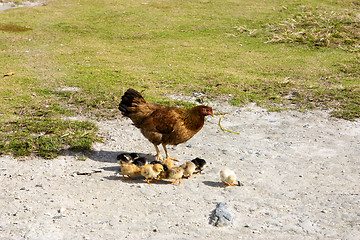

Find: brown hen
118;88;213;161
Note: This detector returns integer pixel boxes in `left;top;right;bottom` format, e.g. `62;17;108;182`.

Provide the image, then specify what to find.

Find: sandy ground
1;101;359;240
0;1;45;11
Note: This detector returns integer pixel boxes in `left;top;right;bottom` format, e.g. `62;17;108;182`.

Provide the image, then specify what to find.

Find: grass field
0;0;359;158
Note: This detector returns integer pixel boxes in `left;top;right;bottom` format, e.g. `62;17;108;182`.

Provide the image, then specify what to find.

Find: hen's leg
162;144;179;162
153;144;163;161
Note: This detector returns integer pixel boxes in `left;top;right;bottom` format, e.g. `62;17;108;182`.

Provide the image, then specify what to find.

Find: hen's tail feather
118;88;145;116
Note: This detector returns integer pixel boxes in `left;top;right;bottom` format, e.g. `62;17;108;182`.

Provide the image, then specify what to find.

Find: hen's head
198;106;214;117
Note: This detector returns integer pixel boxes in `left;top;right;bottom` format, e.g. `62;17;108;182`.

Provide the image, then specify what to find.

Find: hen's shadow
62;150;156;163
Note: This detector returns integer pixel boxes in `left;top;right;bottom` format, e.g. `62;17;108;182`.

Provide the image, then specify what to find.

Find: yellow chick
118;162;141;181
220;168;237;186
141;163;164;184
181;161;196;178
163;158;175;169
160;166;184;185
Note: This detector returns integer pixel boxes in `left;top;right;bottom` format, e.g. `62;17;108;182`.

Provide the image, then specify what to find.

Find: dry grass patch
264;6;360;51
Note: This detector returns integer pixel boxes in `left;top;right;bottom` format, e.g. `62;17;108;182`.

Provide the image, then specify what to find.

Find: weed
0;118;101;159
0;23;32;32
263;6;360;51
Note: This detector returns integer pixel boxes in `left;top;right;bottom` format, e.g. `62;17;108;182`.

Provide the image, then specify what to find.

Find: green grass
0;0;359;158
0;117;101;158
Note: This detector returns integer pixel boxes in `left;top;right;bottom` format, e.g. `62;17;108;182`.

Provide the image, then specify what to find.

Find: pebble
209;202;232;227
58;207;66;213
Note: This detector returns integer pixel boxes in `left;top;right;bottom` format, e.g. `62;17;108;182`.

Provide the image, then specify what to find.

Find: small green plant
0;118;102;159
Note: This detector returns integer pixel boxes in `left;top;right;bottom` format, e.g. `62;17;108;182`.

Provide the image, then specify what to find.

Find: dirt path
1;103;359;239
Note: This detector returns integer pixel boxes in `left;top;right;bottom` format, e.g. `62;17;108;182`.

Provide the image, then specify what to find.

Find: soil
1;101;359;240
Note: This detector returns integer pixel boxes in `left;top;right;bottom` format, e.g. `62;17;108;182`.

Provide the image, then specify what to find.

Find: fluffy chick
191;157;206;174
181;161;196;178
132;157;147;167
141;163;164;184
160;166;184;185
117;153;132;163
163;158;175;169
117;154;146;181
118;162;141;181
129;152;140;160
220;168;237;186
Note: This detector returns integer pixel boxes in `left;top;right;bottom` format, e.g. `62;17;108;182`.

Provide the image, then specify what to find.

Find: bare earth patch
0;1;45;11
1;103;359;239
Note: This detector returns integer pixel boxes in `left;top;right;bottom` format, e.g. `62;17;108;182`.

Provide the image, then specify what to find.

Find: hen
119;88;214;161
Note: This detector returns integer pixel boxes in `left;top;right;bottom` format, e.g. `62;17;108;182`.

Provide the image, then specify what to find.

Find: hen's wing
138;106;185;144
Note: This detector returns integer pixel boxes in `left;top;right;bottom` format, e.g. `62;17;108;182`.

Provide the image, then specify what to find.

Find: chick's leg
222;181;236;187
162;144;179;162
171;178;182;185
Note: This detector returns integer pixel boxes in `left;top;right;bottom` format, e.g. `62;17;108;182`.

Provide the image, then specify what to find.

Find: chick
181;161;196;178
129;152;140;160
220;168;237;186
132;157;147;167
117;153;132;163
163;158;175;169
141;163;164;184
191;157;206;174
118;162;141;181
160;166;184;185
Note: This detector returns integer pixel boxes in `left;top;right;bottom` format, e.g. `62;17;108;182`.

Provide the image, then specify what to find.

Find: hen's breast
163;115;204;145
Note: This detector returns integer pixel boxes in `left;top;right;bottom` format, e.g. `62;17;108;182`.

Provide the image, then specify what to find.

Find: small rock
209;202;232;227
58;207;66;213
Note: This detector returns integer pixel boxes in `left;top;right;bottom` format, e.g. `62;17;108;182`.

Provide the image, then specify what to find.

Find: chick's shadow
202;180;225;188
103;175;178;186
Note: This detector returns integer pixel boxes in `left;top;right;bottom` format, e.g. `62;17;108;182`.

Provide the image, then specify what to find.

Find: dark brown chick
117;153;132;163
132;157;147;167
118;88;214;162
191;157;207;174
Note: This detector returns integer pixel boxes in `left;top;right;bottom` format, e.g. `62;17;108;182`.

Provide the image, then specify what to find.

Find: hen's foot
165;156;179;162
